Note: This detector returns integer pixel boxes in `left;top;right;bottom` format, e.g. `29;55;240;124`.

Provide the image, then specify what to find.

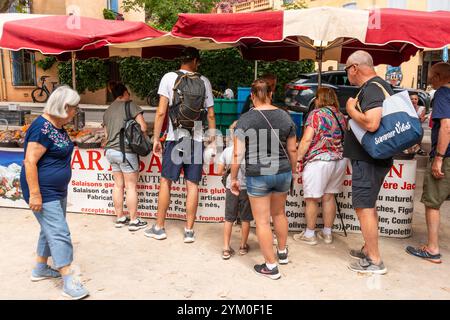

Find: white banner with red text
0;147;416;238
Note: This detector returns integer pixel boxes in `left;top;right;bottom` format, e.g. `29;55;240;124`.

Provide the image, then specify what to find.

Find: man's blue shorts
161;139;204;184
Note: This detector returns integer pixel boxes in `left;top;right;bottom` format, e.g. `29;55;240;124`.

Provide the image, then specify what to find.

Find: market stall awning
171;7;450;65
0;13;167;54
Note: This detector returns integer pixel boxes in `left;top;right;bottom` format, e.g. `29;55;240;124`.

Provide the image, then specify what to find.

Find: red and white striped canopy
172;7;450;65
0;13;167;55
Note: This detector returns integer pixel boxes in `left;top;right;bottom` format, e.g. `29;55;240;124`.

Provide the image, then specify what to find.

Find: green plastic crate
217;114;238;126
217;125;227;136
214;98;238;114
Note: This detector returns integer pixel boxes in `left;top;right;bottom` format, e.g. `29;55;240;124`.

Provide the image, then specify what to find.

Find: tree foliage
282;0;308;10
0;0;16;12
117;49;314;100
122;0;219;31
118;56;178;99
200;49;314;99
0;0;29;13
35;56;57;71
103;8;116;20
58;58;109;94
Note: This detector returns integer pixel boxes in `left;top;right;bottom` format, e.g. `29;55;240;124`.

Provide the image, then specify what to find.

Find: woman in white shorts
294;87;347;245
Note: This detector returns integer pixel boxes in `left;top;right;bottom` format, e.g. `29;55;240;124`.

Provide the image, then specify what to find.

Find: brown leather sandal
239;244;250;255
222;248;235;260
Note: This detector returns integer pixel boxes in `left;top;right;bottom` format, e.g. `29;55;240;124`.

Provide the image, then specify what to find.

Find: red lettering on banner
87;150;103;170
388;164;403;178
383;181;398;189
346;164;352;175
103;150;112;171
207;163;220;176
71;149;86;170
146;155;162;173
401;182;415;190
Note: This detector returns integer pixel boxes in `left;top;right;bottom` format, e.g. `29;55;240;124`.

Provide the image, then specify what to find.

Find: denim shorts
105;149;139;173
246;171;293;197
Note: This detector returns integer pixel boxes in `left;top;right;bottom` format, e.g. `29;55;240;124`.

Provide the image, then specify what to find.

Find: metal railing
233;0;274;13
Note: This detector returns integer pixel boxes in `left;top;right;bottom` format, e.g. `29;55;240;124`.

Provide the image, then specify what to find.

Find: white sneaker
293;230;318;245
184;230;195;243
317;230;333;244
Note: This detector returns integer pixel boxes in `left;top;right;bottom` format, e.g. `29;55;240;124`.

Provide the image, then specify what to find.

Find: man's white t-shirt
217;145;246;190
158;69;214;142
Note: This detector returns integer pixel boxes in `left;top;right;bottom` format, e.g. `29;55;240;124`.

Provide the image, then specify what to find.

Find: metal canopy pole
71;52;79;131
71;52;77;91
317;46;323;88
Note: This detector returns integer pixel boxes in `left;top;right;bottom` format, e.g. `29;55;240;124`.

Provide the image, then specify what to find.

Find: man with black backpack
144;47;216;243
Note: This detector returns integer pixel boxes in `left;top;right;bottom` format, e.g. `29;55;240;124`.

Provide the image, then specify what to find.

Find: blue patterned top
20;115;74;204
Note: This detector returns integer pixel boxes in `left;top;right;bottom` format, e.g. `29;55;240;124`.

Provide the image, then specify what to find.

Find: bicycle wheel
31;88;49;103
146;94;159;107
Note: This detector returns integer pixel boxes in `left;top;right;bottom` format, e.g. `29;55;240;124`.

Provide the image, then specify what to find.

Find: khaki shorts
421;158;450;209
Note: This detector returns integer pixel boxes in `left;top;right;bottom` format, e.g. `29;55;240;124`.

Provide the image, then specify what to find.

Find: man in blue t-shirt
407;62;450;264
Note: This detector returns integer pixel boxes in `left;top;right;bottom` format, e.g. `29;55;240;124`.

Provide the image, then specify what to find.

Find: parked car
284;70;431;115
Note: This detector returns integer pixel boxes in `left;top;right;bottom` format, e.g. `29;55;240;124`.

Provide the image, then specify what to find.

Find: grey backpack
169;71;207;132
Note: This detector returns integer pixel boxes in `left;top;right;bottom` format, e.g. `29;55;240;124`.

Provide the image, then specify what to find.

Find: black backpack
169;71;207;132
119;101;152;168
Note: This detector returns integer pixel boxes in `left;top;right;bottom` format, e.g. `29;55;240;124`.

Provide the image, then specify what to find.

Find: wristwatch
435;152;445;158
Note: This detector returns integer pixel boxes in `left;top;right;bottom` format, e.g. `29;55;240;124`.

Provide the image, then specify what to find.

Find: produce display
0;129;25;147
0;125;105;149
0;116;154;150
65;126;105;148
0;165;21;201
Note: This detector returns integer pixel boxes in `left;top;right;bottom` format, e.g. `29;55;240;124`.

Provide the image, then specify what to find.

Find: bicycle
31;76;58;103
146;89;159;107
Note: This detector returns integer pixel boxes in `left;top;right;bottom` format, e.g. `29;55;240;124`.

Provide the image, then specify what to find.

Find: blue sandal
406;246;442;264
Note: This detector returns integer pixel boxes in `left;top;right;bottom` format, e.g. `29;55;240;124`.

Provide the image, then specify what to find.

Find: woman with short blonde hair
20;86;89;299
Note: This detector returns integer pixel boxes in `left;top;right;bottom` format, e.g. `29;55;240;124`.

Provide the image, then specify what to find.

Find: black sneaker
128;218;148;231
115;216;130;228
254;263;281;280
277;247;289;265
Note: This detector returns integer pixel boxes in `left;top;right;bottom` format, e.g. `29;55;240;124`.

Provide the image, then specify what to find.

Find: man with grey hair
344;50;394;275
406;62;450;264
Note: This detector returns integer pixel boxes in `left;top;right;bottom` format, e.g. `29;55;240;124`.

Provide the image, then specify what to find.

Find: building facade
0;0;144;104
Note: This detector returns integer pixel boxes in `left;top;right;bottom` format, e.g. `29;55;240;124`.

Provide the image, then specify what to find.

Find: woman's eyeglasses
66;105;80;114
